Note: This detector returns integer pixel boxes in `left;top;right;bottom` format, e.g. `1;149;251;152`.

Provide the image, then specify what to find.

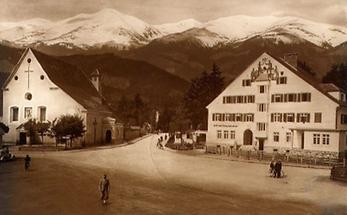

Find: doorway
301;132;305;149
105;130;112;143
243;129;253;145
258;139;264;150
19;132;27;145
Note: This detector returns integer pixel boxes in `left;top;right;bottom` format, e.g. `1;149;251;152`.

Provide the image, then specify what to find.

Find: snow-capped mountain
0;8;347;50
0;9;162;49
205;15;347;47
154;19;202;35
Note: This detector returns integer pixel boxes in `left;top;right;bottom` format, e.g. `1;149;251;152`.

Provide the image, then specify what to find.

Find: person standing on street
24;154;31;171
99;174;110;204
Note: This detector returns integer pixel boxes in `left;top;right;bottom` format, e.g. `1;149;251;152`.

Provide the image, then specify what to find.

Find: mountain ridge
1;8;347;51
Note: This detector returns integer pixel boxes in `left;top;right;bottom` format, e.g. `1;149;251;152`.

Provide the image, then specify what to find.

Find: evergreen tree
322;62;347;90
183;63;224;129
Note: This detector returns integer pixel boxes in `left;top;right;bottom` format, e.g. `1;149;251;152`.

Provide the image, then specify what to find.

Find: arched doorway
105;130;112;143
243;129;253;145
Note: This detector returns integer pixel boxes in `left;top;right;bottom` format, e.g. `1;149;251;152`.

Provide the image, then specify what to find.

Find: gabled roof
3;48;111;112
319;83;344;93
207;52;344;108
266;52;343;106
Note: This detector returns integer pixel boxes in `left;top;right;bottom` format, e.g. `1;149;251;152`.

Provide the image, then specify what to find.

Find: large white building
2;48;123;145
207;52;347;156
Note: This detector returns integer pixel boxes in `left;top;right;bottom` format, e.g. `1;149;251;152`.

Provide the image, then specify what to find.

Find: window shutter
283;113;287;122
271;95;274;102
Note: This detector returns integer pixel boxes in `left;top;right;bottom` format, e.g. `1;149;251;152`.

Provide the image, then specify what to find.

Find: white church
1;48;123;145
207;52;347;156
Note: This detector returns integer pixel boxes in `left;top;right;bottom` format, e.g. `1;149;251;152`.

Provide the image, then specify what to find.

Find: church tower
90;69;101;92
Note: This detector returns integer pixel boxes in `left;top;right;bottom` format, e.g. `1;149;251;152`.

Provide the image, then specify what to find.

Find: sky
0;0;347;26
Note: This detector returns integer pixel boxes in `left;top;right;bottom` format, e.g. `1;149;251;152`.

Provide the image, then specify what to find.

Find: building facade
2;48;123;145
207;52;347;155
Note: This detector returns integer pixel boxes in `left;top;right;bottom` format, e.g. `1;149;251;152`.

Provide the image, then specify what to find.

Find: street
0;135;346;215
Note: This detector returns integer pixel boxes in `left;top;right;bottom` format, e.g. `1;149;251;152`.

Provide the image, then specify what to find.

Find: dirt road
0;135;346;215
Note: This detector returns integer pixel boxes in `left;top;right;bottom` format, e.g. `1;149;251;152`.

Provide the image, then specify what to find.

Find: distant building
2;48;123;145
206;52;347;156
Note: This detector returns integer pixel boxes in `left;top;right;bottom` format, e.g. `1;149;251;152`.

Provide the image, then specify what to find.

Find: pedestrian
274;159;282;178
24;154;31;171
99;174;110;204
269;159;275;177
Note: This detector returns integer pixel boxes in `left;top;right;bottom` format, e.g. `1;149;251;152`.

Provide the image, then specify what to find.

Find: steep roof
319;83;344;93
207;52;345;108
266;52;343;106
3;48;111;112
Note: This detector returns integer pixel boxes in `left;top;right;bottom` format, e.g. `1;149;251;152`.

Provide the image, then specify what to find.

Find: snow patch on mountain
154;19;202;35
0;9;346;49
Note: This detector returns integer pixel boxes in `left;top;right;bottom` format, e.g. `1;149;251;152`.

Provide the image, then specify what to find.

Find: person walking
274;159;282;178
269;159;275;177
99;174;110;204
24;154;31;171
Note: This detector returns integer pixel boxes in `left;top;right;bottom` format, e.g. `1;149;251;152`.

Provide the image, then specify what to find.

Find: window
247;95;255;103
288;93;296;102
284;113;295;122
313;134;320;144
341;114;347;124
24;107;33;119
314;113;322;123
223;130;229;139
236;114;242;122
300;93;311;102
10;107;19;122
257;104;267;112
257;123;266;131
25;92;32;101
273;132;279;142
38;106;46;122
242;79;251;86
223;95;255;104
297;113;310;123
230;131;235;139
286;132;292;142
322;134;330;145
245;114;254;122
217;130;222;139
259;85;266;93
277;76;287;84
272;94;283;103
271;113;282;122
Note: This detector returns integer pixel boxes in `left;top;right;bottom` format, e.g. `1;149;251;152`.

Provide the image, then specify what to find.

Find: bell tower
90;69;101;92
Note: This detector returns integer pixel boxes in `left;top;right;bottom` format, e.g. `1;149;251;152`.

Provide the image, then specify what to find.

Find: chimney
283;53;298;68
90;69;101;92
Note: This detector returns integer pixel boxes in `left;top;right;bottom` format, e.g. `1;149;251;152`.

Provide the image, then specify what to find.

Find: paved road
0;135;346;215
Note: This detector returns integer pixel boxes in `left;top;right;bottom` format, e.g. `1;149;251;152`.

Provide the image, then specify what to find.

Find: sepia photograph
0;0;347;214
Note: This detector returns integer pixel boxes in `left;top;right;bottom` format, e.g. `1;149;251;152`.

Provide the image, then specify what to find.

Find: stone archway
243;129;253;145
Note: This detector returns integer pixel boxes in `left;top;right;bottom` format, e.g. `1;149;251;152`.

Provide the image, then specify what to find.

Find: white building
2;48;123;145
207;52;347;156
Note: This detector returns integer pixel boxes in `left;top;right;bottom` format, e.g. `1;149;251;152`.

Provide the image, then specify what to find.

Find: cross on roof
24;61;34;89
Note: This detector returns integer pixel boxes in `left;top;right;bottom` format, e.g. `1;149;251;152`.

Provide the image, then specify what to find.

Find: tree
51;114;85;148
23;119;39;144
322;62;347;91
37;121;51;143
183;63;225;129
133;93;145;126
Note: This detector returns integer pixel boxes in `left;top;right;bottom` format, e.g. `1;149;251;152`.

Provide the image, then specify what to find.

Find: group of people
156;134;167;149
0;146;16;161
269;159;283;178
